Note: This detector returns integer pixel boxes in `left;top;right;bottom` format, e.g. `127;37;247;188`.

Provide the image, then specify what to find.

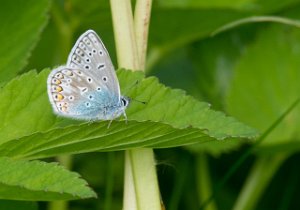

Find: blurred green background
1;0;300;209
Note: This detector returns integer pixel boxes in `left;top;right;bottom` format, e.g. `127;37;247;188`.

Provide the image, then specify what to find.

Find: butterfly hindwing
47;66;118;120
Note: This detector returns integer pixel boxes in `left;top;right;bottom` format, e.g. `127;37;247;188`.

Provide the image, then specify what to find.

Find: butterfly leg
107;119;113;129
123;111;128;124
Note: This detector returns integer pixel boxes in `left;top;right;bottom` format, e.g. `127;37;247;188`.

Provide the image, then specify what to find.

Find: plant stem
110;0;160;210
233;154;287;210
196;154;218;210
48;155;72;210
123;151;138;210
110;0;140;70
130;149;161;210
134;0;152;70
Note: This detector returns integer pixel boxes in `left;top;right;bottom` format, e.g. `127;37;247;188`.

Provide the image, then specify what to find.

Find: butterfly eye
121;98;127;106
86;58;91;63
88;95;94;100
99;50;103;56
85;102;91;107
85;65;90;70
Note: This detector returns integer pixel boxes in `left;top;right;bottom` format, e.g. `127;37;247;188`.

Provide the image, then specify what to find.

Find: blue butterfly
47;30;130;121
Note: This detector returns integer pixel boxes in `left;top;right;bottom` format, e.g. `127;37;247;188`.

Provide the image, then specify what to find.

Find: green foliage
0;69;256;159
1;0;300;209
226;25;300;148
0;200;37;210
0;0;49;84
0;70;56;143
0;157;96;200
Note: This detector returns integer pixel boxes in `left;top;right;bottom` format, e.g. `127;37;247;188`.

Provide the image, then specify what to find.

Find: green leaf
120;70;256;139
147;3;300;70
0;0;49;84
211;16;300;36
0;70;58;144
27;0;118;73
149;9;249;48
0;121;212;159
154;0;300;13
154;0;256;10
0;157;96;200
147;9;254;70
226;25;300;150
0;69;257;157
0;200;37;210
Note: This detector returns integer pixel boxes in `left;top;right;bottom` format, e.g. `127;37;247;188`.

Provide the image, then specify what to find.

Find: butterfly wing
47;66;119;120
47;30;124;121
66;30;121;101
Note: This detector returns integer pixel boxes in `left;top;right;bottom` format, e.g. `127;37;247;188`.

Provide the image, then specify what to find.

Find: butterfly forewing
66;30;121;100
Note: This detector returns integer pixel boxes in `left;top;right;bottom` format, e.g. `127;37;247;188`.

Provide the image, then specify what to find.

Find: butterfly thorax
65;90;130;120
95;95;130;120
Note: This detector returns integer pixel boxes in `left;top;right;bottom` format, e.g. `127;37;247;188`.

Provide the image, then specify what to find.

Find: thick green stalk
233;154;287;210
110;1;160;210
134;0;152;70
110;0;140;70
196;154;218;210
130;149;161;210
123;151;138;210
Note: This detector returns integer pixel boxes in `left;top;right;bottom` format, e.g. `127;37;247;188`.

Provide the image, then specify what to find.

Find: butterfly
47;30;130;122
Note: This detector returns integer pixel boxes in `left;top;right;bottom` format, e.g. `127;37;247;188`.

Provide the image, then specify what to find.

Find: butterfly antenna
131;98;147;105
123;80;147;104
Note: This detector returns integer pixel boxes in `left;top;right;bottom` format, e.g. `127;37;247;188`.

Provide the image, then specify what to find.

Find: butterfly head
121;96;131;108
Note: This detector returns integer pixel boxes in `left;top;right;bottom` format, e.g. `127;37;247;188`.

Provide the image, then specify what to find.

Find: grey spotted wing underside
67;30;121;99
47;30;123;120
47;66;117;120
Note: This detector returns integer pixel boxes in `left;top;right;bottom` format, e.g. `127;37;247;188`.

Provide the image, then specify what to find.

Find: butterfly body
47;30;130;121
